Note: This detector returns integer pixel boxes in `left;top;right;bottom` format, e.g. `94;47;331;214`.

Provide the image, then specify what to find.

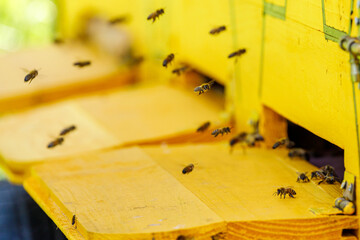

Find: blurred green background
0;0;58;53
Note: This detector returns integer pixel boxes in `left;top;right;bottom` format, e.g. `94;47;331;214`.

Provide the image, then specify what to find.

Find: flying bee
196;121;211;132
318;173;339;185
194;80;215;95
182;164;194;174
288;148;309;160
73;61;91;68
311;170;325;180
54;38;64;44
60;125;76;136
172;66;188;76
24;69;39;84
212;127;231;137
47;137;64;148
162;53;174;67
228;49;246;58
246;132;264;146
72;214;77;229
296;172;310;183
147;9;164;22
209;26;226;35
273;187;296;199
272;138;295;149
230;132;248;147
109;16;128;25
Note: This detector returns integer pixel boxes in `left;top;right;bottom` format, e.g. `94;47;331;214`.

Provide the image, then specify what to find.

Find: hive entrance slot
287;120;344;181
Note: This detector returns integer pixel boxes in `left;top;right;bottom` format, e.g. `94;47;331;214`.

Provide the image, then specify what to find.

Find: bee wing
20;67;30;73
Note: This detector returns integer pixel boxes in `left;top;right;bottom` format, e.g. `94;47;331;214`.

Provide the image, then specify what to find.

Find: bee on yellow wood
321;165;335;175
24;69;39;84
296;172;310;183
196;121;211;132
194;80;215;95
272;138;295;149
47;137;64;148
162;53;174;67
182;164;194;174
172;66;188;76
310;170;325;180
73;61;91;68
317;172;339;185
212;127;231;137
209;26;226;35
288;148;309;160
60;125;76;136
273;187;296;199
228;49;246;58
176;235;193;240
72;214;77;229
147;9;164;22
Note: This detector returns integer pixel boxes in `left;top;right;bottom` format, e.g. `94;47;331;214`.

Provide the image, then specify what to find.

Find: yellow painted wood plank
143;143;345;221
24;147;225;240
24;144;358;239
0;85;225;182
0;42;132;113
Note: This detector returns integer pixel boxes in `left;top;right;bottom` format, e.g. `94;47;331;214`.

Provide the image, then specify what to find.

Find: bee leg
296;178;299;183
289;193;295;198
318;180;324;185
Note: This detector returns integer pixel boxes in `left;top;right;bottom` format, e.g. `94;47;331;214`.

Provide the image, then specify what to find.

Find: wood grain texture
24;144;358;239
0;85;225;183
25;147;225;240
0;42;133;113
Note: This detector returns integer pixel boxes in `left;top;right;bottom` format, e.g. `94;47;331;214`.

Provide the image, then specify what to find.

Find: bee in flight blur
228;49;246;58
72;214;77;229
272;137;295;149
24;69;39;84
47;137;64;148
196;121;211;132
194;80;215;95
60;125;76;136
212;127;231;137
163;53;174;67
108;16;128;25
172;66;188;76
273;187;296;199
73;61;91;68
209;26;226;35
147;9;164;22
288;148;309;160
182;164;194;174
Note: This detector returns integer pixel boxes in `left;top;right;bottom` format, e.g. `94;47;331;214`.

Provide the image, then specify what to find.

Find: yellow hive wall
58;0;360;178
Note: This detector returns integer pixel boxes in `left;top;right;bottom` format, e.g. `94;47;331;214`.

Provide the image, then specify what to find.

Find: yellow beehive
2;0;360;239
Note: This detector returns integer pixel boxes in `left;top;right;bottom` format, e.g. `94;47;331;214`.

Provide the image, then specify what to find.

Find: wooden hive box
3;0;360;239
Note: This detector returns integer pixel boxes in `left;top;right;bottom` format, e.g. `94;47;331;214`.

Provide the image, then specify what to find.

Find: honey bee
288;148;309;160
317;172;339;185
228;49;246;58
272;138;295;149
209;26;226;35
47;137;64;148
109;16;128;25
72;214;77;229
230;132;248;146
296;172;310;183
147;9;164;22
311;170;325;180
172;66;188;76
212;127;231;137
194;80;215;95
73;61;91;68
182;164;194;174
273;187;296;199
162;53;174;67
196;121;211;132
321;165;335;175
60;125;76;136
24;69;39;83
